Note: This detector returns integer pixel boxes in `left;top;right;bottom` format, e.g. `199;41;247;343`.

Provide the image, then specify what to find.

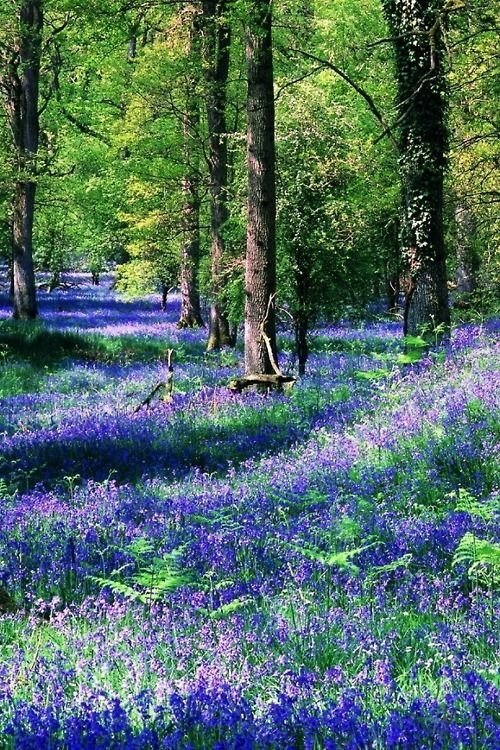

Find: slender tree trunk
294;311;309;377
7;219;14;298
178;6;204;329
178;173;204;327
293;247;311;375
127;24;138;61
203;0;233;350
383;0;450;338
2;0;43;319
161;283;168;311
244;0;278;374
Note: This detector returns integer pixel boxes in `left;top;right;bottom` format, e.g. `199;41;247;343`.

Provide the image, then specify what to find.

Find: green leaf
209;597;253;620
404;335;428;348
396;351;423;365
367;553;413;579
355;370;389;380
289;541;377;572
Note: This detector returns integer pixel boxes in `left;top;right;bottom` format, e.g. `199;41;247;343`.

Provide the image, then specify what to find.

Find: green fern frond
453;488;497;521
209;597;254;620
290;541;377;572
367;553;413;579
452;533;500;588
127;537;156;560
88;576;144;602
89;543;193;604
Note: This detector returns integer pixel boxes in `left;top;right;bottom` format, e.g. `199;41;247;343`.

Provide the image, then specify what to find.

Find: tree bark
161;283;168;311
203;0;233;350
244;0;278;374
383;0;450;338
1;0;43;319
178;173;204;328
177;6;204;329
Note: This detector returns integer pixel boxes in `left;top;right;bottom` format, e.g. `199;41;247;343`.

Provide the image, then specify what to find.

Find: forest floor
0;277;498;749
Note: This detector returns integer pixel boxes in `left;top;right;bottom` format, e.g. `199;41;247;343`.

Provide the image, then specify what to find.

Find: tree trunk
383;0;450;338
2;0;43;319
293;254;311;375
295;311;308;377
203;0;233;350
178;175;204;328
177;7;204;329
161;283;168;311
385;217;401;313
244;0;278;374
207;304;232;349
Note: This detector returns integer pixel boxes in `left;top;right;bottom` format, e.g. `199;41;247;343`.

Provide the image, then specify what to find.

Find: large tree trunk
244;0;278;374
203;0;233;350
383;0;450;338
1;0;43;319
177;6;204;329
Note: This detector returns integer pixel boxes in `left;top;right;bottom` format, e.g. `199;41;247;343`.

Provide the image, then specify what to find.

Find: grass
0;320;201;371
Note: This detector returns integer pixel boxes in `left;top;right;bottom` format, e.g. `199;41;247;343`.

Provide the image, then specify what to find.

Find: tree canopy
0;0;497;366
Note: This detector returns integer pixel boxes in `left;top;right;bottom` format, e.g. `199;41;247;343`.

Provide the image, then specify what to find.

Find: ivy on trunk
383;0;451;338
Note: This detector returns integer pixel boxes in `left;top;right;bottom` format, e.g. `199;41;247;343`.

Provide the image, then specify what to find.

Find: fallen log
228;373;296;393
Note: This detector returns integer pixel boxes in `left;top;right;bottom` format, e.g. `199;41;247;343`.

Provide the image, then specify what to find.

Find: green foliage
453;533;500;589
208;597;254;620
355;369;389;381
367;553;413;580
0;477;18;504
452;487;497;522
447;4;500;311
289;540;377;574
451;489;499;589
90;540;193;606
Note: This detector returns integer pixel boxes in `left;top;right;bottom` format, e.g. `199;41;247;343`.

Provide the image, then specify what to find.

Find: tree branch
287;47;398;151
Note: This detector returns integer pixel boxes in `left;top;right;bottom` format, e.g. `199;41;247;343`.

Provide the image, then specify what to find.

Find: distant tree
178;4;204;328
244;0;278;375
382;0;451;337
447;1;499;313
203;0;234;350
0;0;43;319
274;0;399;372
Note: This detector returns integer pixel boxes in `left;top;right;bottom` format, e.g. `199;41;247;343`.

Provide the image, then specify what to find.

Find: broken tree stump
228;295;296;393
135;349;175;412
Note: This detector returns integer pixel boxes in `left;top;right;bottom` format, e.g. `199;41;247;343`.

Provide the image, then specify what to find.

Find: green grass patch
0;321;204;367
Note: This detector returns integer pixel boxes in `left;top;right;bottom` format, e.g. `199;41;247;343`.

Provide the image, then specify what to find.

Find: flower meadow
0;278;498;749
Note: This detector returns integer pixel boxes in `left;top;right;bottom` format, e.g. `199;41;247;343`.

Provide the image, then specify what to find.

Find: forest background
0;0;498;370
